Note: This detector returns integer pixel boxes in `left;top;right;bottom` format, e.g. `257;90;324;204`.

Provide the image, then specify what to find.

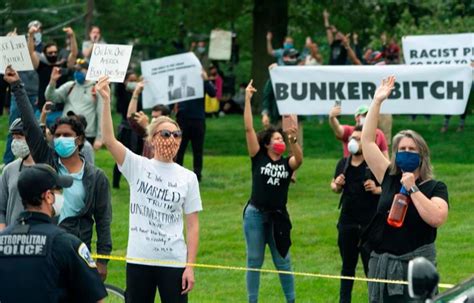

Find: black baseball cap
9;118;24;135
17;164;73;202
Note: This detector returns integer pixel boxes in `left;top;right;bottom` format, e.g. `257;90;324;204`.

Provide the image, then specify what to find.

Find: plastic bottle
387;187;410;228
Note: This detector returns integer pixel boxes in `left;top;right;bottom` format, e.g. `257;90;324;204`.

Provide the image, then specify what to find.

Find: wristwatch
288;135;297;144
409;185;419;195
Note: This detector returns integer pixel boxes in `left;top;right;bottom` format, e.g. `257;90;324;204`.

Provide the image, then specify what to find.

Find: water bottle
387;186;410;228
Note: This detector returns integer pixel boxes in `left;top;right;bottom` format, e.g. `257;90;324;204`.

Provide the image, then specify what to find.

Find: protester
323;9;348;65
175;70;216;182
243;80;302;303
0;163;107;303
3;65;112;281
329;104;389;158
28;20;43;52
207;64;223;117
361;76;449;302
331;125;381;303
45;59;103;150
98;76;201;303
304;42;323;66
380;32;401;65
220;83;246;115
190;38;209;68
0;119;35;230
82;25;106;60
266;31;296;65
66;111;96;165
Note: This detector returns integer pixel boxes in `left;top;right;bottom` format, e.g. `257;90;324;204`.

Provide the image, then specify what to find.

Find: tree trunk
84;0;94;40
251;0;288;112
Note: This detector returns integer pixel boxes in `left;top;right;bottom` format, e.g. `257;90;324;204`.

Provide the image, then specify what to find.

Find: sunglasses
154;129;182;139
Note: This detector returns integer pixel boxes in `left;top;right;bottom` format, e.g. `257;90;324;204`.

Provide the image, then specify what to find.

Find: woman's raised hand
245;79;257;100
373;76;396;104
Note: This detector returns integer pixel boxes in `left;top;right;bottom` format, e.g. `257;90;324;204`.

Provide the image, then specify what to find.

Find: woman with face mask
361;76;449;303
98;76;202;303
243;80;303;303
331;125;381;303
0;119;36;231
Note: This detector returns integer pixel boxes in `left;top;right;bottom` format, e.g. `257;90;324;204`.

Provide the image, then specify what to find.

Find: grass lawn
1;112;473;302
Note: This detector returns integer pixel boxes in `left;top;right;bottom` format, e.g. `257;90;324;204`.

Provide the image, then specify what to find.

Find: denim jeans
3;94;38;164
243;204;295;303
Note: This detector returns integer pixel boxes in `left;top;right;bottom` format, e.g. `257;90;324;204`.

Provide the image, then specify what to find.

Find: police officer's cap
9;118;24;135
17;164;73;202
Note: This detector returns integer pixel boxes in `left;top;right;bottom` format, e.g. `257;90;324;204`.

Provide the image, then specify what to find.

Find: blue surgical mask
74;71;86;85
395;151;420;172
54;137;78;158
283;42;293;50
197;46;206;54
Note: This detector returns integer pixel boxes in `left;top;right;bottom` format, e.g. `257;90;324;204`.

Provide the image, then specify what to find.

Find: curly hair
50;117;85;150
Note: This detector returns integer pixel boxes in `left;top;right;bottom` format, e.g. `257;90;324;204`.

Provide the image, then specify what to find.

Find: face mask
52;193;64;217
54;137;78;158
283;42;293;50
11;139;30;159
74;71;86;84
126;81;137;92
358;116;366;126
348;139;361;155
395;151;421;172
197;46;206;54
46;55;57;63
154;135;180;161
271;142;286;155
34;32;42;44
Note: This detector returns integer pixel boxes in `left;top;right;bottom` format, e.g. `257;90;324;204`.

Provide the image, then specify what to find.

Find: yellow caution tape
92;254;454;289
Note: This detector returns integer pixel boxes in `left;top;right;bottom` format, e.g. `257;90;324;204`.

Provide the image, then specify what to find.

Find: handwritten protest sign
141;52;203;108
86;43;133;82
0;35;34;72
208;30;232;60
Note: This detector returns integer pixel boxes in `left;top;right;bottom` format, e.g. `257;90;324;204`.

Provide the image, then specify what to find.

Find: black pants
338;224;370;303
176;118;205;181
126;263;187;303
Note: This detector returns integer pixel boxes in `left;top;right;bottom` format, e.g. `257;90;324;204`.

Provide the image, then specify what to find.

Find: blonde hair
146;116;180;143
389;129;434;181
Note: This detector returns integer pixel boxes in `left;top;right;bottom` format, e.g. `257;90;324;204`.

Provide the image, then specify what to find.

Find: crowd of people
0;9;465;303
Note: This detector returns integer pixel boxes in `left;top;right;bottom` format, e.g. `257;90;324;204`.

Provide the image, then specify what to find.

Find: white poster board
208;30;232;60
0;35;34;72
141;52;203;108
402;33;474;65
269;65;472;115
86;43;133;82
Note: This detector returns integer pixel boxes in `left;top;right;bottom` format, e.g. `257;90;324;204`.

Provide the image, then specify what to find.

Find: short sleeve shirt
118;148;202;267
341;125;388;157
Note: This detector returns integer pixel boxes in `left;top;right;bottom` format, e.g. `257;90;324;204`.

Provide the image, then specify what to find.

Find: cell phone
364;167;372;181
335;100;341;107
45;103;56;111
282;115;298;132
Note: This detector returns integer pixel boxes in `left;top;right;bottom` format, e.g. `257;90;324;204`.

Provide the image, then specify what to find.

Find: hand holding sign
86;44;133;83
0;36;34;72
374;76;396;104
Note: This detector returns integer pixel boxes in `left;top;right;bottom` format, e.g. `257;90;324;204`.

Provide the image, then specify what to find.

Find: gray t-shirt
0;160;31;226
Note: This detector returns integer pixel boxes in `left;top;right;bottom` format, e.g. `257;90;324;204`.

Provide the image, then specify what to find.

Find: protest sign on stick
86;44;133;82
208;30;232;60
141;52;203;108
0;35;34;72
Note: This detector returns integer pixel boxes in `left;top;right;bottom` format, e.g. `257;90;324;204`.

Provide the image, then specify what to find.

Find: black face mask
46;55;57;63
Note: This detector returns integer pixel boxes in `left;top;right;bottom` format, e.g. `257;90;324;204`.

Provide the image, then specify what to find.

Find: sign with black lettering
402;33;473;65
0;35;34;72
86;43;133;82
270;65;472;115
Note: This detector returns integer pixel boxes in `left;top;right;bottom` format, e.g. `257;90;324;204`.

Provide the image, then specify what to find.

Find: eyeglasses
154;129;182;139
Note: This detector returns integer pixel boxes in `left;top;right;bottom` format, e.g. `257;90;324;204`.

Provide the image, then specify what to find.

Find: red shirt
341;125;388;157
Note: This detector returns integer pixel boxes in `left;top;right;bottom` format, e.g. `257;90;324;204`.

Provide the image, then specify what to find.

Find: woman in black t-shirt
243;80;302;303
361;76;449;303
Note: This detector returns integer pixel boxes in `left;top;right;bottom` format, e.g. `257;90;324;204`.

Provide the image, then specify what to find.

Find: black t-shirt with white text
329;40;348;65
249;149;293;211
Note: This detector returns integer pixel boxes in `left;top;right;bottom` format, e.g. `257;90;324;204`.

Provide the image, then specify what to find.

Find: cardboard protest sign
270;65;472;115
402;33;474;65
208;30;232;60
141;52;203;108
86;44;133;82
0;35;34;72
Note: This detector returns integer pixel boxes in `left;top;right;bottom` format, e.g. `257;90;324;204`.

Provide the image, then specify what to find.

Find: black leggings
338;224;370;303
126;263;187;303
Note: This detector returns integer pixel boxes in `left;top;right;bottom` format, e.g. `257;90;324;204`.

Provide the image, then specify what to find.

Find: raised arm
361;76;395;183
126;81;144;118
244;80;260;157
328;105;345;139
341;34;362;65
97;76;126;166
27;26;40;69
287;126;303;171
323;9;334;45
63;27;78;69
45;67;68;103
266;32;275;56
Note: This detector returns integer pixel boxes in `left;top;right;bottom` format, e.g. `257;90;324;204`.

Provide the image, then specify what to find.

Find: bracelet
288;135;297;144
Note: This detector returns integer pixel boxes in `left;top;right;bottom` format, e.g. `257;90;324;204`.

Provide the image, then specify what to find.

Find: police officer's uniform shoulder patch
77;243;97;268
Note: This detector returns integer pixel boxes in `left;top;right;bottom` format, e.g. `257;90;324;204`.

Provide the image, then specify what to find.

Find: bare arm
182;212;199;294
323;10;334;45
331;174;345;193
266;32;274;56
328;106;344;139
244;80;260;157
127;82;144;118
96;76;126;166
27;27;40;69
64;27;78;69
342;34;362;65
361;76;395;183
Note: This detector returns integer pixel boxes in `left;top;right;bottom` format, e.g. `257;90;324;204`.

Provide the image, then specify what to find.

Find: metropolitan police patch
78;243;97;268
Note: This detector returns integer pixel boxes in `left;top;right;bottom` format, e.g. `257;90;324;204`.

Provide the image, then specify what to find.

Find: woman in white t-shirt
96;76;202;303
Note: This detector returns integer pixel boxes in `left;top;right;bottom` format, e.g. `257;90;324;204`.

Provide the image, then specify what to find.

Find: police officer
0;163;107;303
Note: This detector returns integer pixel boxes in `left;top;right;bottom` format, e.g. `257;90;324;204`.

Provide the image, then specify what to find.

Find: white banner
0;35;34;72
208;30;232;60
402;33;474;65
141;52;203;108
86;43;133;82
270;65;472;115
